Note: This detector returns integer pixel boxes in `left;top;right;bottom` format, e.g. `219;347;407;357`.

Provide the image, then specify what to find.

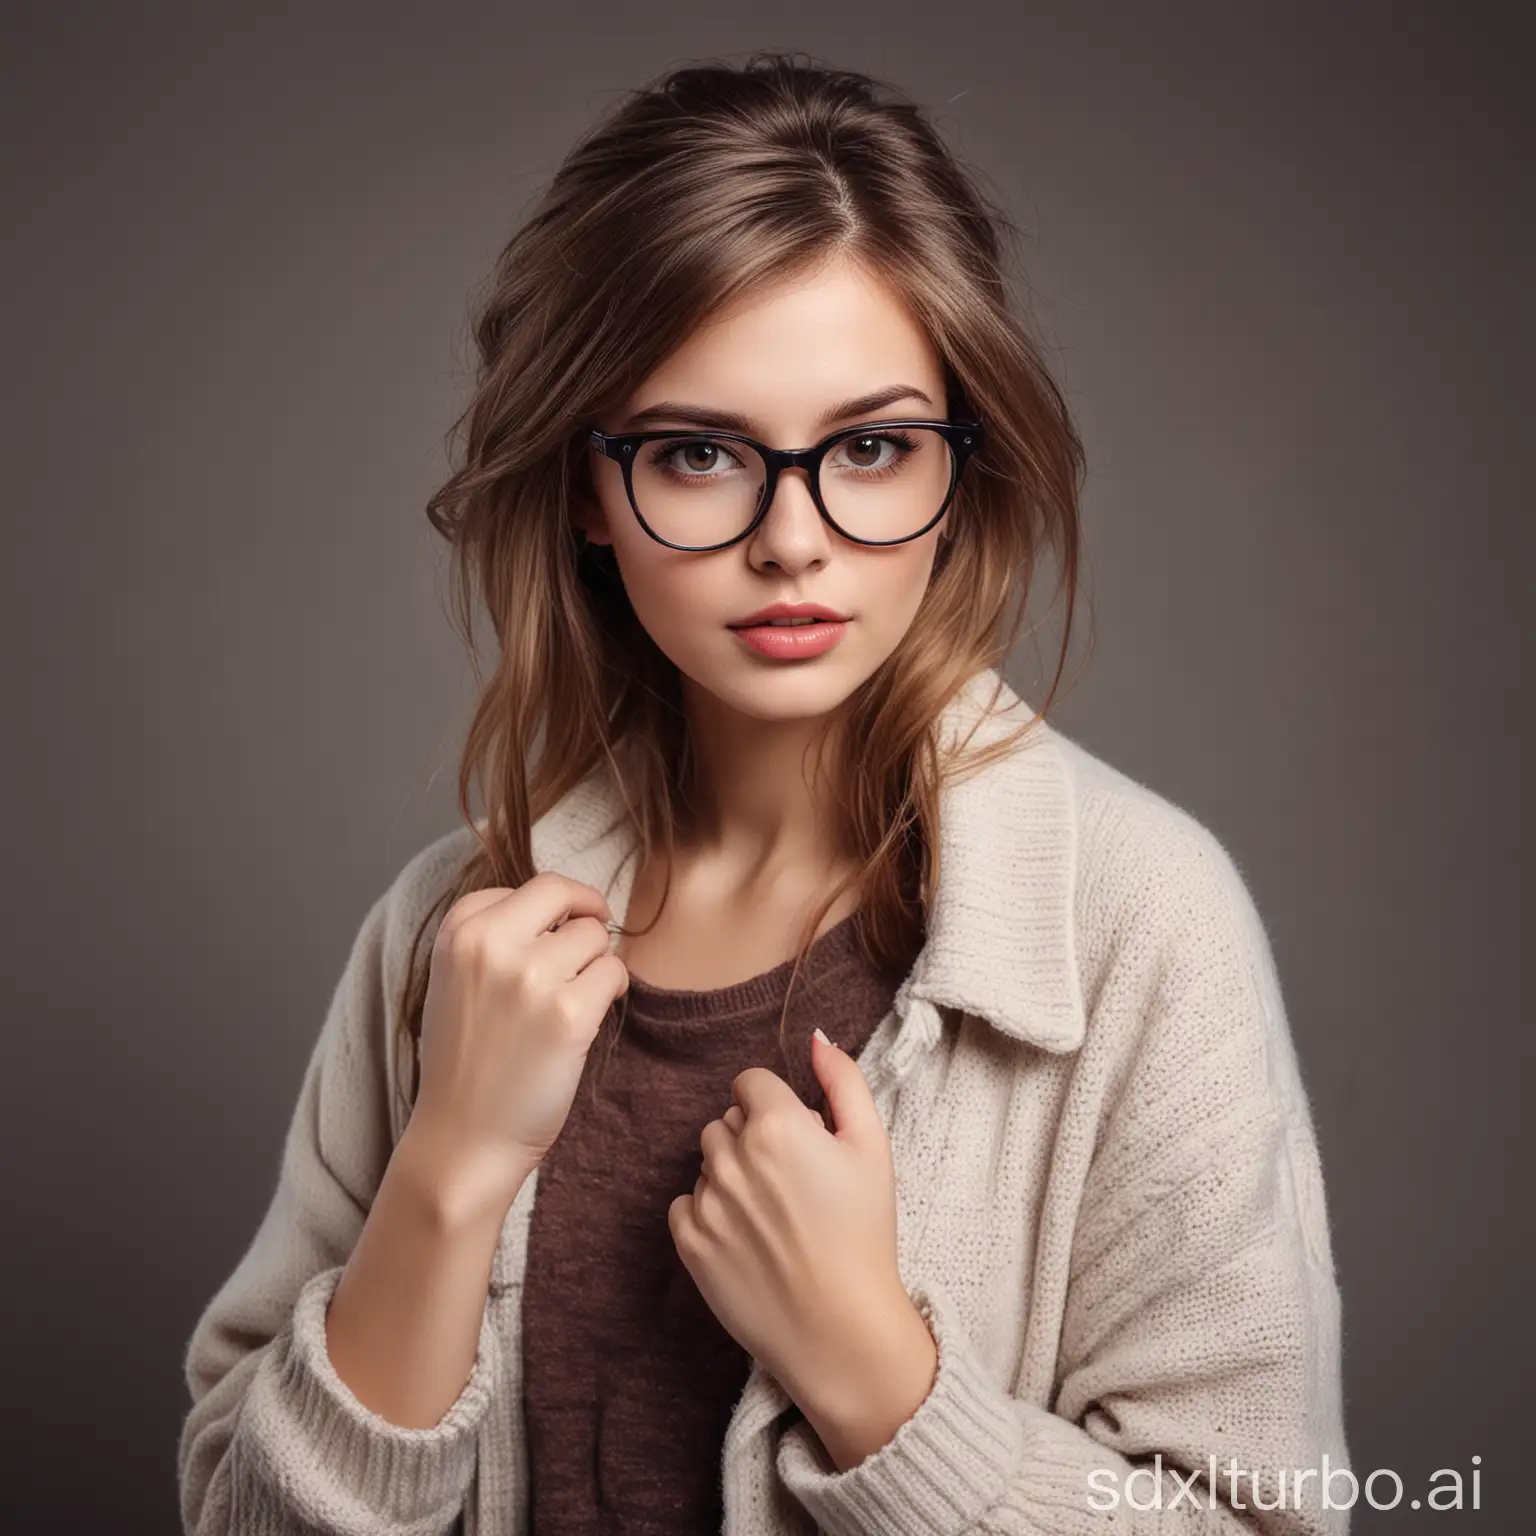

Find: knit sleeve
776;818;1350;1535
177;833;501;1536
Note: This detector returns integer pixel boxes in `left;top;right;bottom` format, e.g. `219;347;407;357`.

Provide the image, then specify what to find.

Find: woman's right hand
406;872;630;1210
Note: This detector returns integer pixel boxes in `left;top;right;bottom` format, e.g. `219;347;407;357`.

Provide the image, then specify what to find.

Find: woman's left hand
667;1030;917;1416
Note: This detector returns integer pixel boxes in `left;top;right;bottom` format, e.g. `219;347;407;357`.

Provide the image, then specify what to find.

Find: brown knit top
519;910;914;1535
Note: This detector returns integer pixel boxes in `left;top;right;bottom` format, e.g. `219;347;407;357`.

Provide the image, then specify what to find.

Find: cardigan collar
529;667;1086;1056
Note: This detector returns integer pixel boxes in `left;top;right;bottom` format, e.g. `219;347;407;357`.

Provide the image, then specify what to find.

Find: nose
744;465;832;570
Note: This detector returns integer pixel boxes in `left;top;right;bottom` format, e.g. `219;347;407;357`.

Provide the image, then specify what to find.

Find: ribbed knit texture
178;667;1349;1535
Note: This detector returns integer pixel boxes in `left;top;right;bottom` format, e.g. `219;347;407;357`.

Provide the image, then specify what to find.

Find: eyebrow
620;384;937;436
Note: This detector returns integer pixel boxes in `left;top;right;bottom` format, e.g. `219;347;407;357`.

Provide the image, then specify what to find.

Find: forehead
624;256;944;429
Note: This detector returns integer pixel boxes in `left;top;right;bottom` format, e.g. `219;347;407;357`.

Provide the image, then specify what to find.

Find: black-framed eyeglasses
586;418;985;552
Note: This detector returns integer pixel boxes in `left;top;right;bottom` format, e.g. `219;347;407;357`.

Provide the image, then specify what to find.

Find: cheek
606;537;715;653
863;546;940;633
593;485;665;604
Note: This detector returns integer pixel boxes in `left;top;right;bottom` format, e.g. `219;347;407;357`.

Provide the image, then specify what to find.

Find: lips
727;603;850;628
731;616;849;660
738;617;832;628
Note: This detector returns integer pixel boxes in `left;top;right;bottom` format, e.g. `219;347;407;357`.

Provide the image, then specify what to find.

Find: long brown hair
391;51;1087;1123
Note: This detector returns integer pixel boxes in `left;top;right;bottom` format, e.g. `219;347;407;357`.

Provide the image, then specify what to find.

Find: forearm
324;1121;536;1430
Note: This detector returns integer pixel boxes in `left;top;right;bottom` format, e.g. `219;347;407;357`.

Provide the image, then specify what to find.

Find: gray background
2;2;1530;1530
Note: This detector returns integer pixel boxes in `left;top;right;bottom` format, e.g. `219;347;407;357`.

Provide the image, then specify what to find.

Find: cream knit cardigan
179;668;1350;1535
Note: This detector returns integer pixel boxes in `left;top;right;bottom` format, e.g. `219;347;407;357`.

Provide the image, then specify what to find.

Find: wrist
794;1285;939;1471
394;1116;537;1231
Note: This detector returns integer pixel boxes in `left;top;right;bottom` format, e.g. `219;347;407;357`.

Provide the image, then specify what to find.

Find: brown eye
643;438;744;478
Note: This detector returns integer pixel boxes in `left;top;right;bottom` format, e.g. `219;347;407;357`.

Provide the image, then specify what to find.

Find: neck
676;676;853;882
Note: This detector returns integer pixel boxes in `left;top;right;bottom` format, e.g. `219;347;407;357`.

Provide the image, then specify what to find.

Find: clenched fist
408;871;630;1209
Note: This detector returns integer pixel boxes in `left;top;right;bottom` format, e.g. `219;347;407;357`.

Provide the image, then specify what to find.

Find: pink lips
730;619;849;661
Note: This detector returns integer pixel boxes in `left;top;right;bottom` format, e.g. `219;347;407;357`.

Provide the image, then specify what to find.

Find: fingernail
813;1027;837;1049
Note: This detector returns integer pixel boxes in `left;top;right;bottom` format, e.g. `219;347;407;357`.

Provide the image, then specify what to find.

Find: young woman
179;53;1349;1536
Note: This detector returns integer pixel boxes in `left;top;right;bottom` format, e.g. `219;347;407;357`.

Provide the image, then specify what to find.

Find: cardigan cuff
775;1278;1025;1536
238;1265;499;1529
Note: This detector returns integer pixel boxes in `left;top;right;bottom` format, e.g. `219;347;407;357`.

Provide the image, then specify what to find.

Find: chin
677;646;878;723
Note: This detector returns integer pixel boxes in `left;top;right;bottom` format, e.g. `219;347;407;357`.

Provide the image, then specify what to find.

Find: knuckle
748;1113;785;1154
667;1194;692;1240
707;1159;743;1203
571;913;608;945
440;916;485;965
517;959;550;995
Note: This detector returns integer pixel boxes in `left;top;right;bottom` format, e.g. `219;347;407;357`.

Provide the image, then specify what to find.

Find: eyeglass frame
585;417;986;552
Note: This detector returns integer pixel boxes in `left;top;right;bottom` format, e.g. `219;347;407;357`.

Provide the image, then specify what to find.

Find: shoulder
1044;724;1272;964
319;823;482;1081
1037;721;1319;1119
931;671;1287;1051
369;821;483;984
948;671;1262;929
1039;723;1296;1062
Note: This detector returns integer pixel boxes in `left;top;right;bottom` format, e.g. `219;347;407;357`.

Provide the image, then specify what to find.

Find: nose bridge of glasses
751;441;823;495
757;447;824;519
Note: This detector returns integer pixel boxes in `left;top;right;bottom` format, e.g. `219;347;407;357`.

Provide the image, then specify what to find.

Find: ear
570;485;616;547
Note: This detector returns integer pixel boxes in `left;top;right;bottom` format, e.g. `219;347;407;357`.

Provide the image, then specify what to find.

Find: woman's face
580;253;952;727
